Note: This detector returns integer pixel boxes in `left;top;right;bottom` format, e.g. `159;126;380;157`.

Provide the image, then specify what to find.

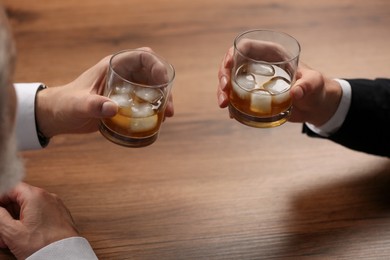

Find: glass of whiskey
229;29;301;128
100;49;175;147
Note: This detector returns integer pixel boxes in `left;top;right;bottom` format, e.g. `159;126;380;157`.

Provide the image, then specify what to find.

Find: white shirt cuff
305;79;352;137
14;83;44;151
26;237;98;260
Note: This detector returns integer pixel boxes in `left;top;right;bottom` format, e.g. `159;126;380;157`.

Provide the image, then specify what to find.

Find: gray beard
1;7;22;195
0;111;24;195
0;130;25;195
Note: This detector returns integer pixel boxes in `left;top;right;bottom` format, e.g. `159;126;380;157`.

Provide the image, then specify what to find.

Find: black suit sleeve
302;78;390;157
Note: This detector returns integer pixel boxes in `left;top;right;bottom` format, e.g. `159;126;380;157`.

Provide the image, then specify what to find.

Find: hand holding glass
100;49;175;147
229;30;301;128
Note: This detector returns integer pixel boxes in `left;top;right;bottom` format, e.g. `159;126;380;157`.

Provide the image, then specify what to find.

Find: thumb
82;94;118;118
0;208;16;248
291;83;305;101
290;70;320;102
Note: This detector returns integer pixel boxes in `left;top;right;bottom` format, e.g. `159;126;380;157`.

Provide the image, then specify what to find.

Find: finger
218;48;234;79
164;94;174;118
0;182;28;205
0;207;14;224
290;74;326;124
291;75;316;102
219;75;229;92
290;65;309;100
0;184;26;232
0;207;17;247
0;194;19;219
217;88;229;108
112;49;170;85
217;48;235;108
224;47;234;69
137;46;153;52
290;82;305;100
240;39;289;62
10;182;34;206
136;51;169;85
217;61;230;92
83;94;118;118
218;48;234;92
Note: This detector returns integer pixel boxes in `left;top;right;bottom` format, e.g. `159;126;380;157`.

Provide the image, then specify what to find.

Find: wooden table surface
2;0;390;259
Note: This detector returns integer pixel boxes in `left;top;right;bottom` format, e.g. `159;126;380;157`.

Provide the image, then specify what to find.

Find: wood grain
1;0;390;259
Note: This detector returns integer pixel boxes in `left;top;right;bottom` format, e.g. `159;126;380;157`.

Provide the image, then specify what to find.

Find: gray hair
0;6;16;143
0;4;15;123
0;6;24;194
0;6;16;95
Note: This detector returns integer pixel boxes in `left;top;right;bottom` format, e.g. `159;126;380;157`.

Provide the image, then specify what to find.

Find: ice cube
236;74;256;90
129;102;155;118
129;114;158;133
116;98;155;118
248;63;275;76
109;94;132;107
135;87;164;103
232;75;254;99
115;84;134;94
262;66;292;101
274;65;291;79
250;90;272;114
249;64;275;88
263;76;291;94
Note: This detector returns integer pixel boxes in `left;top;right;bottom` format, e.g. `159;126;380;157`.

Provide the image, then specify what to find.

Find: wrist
305;79;351;136
35;85;57;139
309;78;343;127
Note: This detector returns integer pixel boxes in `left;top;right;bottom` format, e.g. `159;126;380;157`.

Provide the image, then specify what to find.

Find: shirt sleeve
14;83;45;151
304;79;352;137
26;237;98;260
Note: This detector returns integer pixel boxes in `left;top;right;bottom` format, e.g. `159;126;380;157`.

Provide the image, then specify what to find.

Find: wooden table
2;0;390;259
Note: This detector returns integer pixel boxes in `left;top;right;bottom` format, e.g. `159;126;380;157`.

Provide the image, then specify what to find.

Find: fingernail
221;76;228;90
292;86;304;100
218;93;224;106
218;93;228;107
102;101;117;117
